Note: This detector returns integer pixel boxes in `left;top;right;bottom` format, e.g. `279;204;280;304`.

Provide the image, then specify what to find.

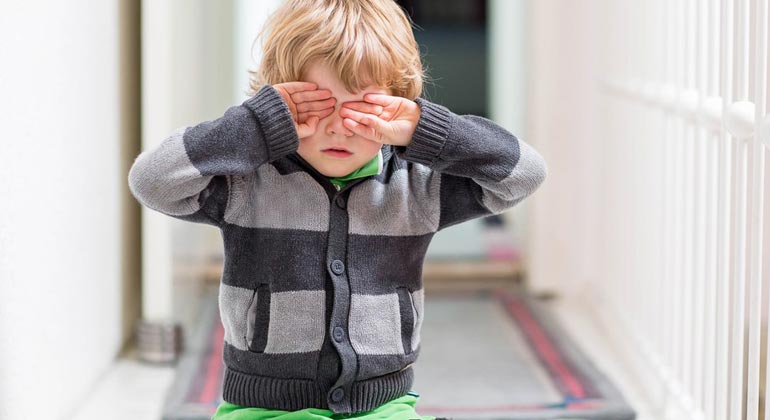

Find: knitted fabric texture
128;84;548;414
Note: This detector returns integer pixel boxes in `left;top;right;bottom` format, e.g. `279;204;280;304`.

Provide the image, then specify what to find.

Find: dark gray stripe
438;174;492;230
221;224;327;291
347;233;433;295
222;364;414;414
223;343;320;379
355;351;420;381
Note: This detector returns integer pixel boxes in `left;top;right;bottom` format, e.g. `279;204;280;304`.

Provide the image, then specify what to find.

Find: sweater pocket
396;287;416;354
245;283;270;353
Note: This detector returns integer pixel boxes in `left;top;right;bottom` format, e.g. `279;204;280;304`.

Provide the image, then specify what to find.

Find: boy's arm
396;98;548;231
127;85;297;226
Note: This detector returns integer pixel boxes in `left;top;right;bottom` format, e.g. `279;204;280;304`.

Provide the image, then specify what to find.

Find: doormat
162;286;635;420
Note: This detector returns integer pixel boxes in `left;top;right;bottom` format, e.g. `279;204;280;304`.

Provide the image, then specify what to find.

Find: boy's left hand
339;94;420;147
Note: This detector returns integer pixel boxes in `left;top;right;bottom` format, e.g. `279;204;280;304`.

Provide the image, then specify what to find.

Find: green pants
211;391;436;420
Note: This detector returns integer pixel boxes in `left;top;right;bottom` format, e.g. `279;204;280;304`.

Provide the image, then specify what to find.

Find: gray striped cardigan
127;84;547;414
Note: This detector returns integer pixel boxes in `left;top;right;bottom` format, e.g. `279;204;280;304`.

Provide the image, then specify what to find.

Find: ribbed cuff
401;98;452;166
348;365;414;413
223;367;325;410
242;84;299;162
222;365;414;414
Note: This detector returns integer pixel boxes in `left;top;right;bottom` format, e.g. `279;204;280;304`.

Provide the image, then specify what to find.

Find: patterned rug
162;286;635;420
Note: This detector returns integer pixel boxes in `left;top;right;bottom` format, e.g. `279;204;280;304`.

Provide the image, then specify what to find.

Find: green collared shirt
328;149;383;190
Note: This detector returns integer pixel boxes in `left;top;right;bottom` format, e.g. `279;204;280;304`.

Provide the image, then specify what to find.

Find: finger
340;101;383;116
342;117;384;143
340;107;391;142
296;116;320;139
298;107;335;123
363;93;396;106
291;89;333;103
278;81;319;94
296;97;336;112
339;107;389;130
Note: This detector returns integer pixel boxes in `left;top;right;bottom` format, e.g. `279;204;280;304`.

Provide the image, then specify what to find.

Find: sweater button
331;387;345;402
333;326;345;342
330;260;345;275
335;196;346;209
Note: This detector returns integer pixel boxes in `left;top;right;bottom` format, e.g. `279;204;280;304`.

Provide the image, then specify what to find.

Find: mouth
322;147;353;158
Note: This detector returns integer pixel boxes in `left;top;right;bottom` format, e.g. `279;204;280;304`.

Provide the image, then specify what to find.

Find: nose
324;105;354;137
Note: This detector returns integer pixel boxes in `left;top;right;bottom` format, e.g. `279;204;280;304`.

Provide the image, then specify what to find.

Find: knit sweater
127;84;548;414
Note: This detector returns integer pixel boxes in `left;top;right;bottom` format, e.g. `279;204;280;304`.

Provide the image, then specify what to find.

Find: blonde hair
247;0;426;99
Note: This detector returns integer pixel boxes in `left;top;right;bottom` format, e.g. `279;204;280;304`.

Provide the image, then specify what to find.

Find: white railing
594;0;768;419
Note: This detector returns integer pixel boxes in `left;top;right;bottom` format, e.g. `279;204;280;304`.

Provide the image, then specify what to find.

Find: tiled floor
412;295;562;407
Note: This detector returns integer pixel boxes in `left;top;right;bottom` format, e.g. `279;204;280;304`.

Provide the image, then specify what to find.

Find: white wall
0;1;134;419
141;0;237;323
488;0;534;259
234;0;283;102
525;0;602;295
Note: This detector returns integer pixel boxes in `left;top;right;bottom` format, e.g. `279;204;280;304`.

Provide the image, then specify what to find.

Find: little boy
128;0;547;419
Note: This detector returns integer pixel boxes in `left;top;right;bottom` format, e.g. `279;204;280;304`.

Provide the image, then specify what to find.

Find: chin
321;168;351;177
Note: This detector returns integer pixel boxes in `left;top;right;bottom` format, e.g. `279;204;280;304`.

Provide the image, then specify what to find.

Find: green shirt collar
328;149;383;190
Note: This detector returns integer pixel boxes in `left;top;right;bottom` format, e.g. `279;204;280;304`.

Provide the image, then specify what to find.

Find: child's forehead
302;61;390;100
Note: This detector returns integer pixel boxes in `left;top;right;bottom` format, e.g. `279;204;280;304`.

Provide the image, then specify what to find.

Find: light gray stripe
219;283;254;351
348;165;440;236
128;127;212;216
224;165;329;230
411;289;424;350
264;290;326;354
481;139;548;214
349;293;404;355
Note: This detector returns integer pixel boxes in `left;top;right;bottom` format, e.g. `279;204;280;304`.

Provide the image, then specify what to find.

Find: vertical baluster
615;0;623;324
628;0;635;335
624;0;632;330
682;0;696;403
729;0;750;417
746;0;768;416
717;0;734;418
660;0;678;414
686;0;698;406
654;0;667;371
613;0;622;320
757;0;770;416
704;1;723;419
629;2;649;349
645;0;653;369
664;0;677;406
691;0;707;412
673;0;686;401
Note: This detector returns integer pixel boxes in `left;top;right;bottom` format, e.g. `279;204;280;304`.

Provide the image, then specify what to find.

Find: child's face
296;61;390;178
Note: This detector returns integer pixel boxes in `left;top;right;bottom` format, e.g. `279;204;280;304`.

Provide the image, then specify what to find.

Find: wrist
242;85;299;161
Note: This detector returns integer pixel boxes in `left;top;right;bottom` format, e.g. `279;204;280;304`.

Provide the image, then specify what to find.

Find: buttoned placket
286;150;392;413
300;165;360;411
324;187;357;412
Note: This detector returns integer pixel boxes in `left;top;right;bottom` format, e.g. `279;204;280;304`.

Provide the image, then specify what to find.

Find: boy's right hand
272;82;336;139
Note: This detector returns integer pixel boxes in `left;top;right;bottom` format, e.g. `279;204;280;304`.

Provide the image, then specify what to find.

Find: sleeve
395;97;548;231
127;84;298;227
